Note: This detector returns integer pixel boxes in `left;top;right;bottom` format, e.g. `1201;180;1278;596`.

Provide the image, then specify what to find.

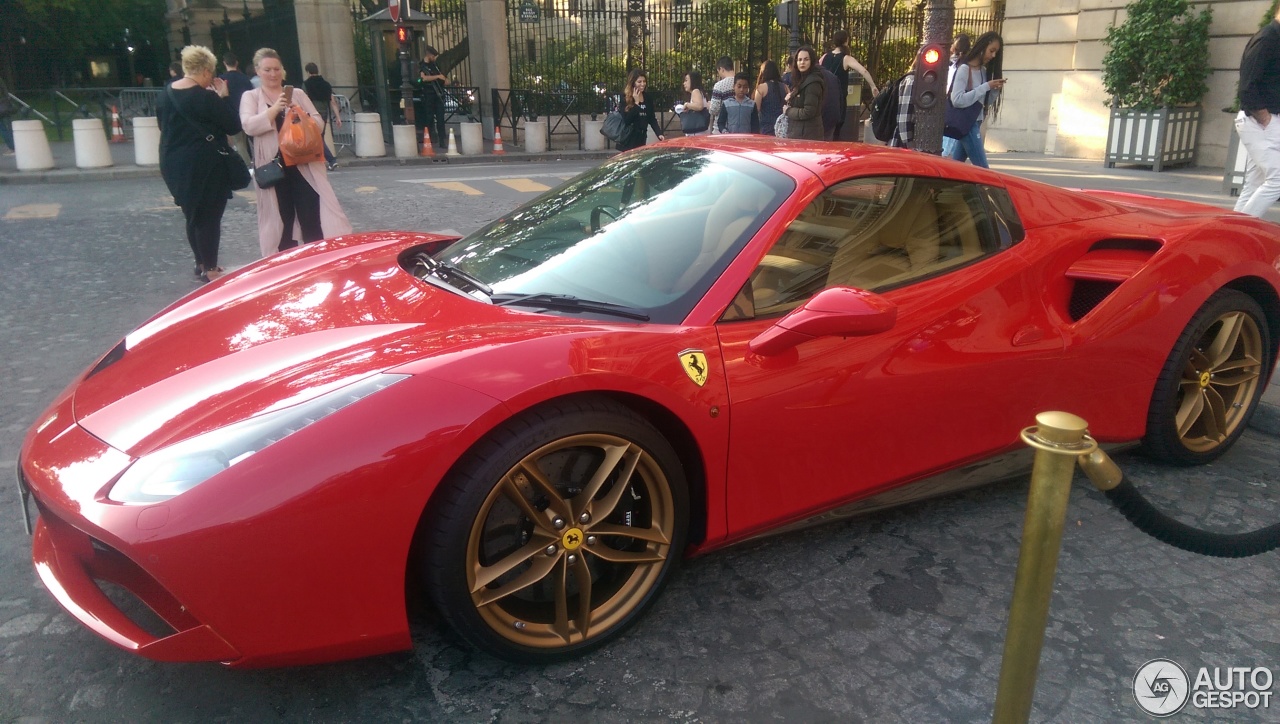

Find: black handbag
600;112;625;141
253;156;286;189
165;85;251;190
943;66;985;140
680;107;710;134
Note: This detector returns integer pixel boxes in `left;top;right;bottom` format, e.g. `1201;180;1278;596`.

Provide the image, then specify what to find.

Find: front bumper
31;500;240;662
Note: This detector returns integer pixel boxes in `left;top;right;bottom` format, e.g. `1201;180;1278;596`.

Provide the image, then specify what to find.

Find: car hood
72;232;588;457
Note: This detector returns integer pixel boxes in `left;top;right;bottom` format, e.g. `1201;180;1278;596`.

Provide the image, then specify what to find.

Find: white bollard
583;119;606;151
132;116;160;166
73;118;114;168
354;113;386;157
13;119;55;171
524;120;548;153
459;121;483;155
392;124;417;158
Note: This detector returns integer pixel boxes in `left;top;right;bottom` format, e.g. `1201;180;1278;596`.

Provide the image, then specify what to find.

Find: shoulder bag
943;66;984;140
680;106;711;134
774;112;789;139
600;111;626;141
165;85;251;191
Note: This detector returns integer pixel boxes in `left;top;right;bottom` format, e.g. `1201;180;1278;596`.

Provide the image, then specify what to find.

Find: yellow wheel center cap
562;528;584;551
1199;371;1212;388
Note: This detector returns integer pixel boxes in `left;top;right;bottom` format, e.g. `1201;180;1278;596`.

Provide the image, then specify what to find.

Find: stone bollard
524;120;548;153
354;113;386;157
392;124;417;158
459;122;483;155
13;119;55;171
72;118;113;170
582;119;606;151
73;118;114;168
132;116;160;166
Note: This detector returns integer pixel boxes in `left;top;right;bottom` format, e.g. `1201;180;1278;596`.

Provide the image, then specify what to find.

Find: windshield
434;148;793;323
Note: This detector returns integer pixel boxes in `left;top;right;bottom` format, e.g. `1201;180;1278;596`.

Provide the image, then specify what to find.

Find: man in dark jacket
415;47;450;151
1235;6;1280;217
220;53;254;162
303;62;340;170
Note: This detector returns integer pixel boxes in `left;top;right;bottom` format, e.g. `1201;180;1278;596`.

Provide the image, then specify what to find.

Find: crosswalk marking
4;203;61;220
496;178;551;193
428;181;484;196
355;186;379;194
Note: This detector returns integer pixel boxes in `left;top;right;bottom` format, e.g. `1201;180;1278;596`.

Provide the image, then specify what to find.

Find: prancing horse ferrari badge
679;349;708;387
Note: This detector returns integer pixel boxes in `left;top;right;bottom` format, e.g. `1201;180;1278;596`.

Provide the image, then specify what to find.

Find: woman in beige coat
241;48;351;257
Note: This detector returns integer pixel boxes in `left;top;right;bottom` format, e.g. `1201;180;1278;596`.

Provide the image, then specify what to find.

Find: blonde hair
252;48;281;69
180;46;218;77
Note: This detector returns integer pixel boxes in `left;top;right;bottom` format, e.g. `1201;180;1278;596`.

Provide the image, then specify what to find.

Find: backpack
870;72;911;142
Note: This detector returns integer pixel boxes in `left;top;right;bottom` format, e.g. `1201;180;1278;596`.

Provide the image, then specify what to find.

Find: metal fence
506;0;1002;99
1;87;155;141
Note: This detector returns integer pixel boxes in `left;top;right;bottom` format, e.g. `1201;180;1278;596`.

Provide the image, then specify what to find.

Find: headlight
108;374;407;504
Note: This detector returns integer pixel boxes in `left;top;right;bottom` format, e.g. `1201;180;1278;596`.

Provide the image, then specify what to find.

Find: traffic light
396;25;411;45
774;1;796;28
911;44;946;112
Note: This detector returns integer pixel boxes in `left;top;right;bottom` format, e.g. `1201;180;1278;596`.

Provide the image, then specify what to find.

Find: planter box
1104;106;1200;172
1224;124;1247;196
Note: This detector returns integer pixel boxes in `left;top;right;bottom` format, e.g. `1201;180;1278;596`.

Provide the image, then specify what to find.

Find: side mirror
748;286;897;356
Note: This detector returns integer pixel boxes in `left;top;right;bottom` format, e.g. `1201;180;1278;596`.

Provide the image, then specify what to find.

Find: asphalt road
1;160;1277;722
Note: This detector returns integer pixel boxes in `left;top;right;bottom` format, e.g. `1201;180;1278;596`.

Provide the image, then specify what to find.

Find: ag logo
1134;658;1190;717
679;349;708;387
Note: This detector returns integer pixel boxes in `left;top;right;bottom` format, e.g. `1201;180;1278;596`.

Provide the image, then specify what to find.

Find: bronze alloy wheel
1173;310;1264;452
1145;289;1272;466
465;433;676;649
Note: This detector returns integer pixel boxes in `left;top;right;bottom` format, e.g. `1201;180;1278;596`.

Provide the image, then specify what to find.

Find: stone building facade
989;0;1270;168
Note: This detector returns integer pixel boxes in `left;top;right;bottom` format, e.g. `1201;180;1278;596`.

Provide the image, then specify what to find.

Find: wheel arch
405;389;710;609
1224;275;1280;376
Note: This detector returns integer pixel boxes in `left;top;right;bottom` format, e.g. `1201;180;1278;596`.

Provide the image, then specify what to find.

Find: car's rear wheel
1144;289;1271;465
424;397;688;663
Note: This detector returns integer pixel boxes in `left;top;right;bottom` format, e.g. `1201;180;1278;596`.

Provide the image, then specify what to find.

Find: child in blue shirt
717;73;761;134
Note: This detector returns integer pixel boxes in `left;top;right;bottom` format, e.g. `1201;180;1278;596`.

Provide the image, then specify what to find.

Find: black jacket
619;98;663;151
1240;21;1280;113
157;86;241;209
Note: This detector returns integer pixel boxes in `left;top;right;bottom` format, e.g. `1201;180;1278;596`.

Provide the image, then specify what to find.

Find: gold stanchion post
992;411;1097;724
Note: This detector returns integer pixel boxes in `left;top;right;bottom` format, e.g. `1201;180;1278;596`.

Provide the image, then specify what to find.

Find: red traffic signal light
912;43;947;111
396;26;410;44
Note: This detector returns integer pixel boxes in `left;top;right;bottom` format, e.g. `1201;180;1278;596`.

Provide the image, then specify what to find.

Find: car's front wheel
424;397;688;663
1144;288;1271;464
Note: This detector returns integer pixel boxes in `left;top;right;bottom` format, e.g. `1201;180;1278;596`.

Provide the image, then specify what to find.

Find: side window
725;176;1005;320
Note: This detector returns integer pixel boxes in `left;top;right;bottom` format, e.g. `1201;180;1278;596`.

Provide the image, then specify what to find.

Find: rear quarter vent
1064;241;1161;321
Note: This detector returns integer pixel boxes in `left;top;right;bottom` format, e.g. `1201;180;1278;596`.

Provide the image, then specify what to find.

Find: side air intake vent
1064;240;1161;321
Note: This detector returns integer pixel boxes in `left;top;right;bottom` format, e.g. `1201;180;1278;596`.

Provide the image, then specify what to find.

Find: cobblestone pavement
1;160;1277;722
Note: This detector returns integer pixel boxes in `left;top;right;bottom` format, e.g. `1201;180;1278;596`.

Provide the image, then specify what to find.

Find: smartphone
283;85;294;103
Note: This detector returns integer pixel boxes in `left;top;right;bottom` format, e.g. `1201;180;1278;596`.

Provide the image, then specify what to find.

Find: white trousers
1234;110;1280;218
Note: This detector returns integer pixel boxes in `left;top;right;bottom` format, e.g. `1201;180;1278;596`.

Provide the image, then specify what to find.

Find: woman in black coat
783;45;826;141
157;45;242;282
617;69;666;152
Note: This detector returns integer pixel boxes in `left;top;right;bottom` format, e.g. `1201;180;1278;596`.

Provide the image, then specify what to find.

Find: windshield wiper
413;253;492;299
491;293;651;321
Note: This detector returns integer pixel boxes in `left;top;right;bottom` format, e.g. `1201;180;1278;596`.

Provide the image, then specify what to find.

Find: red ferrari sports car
17;138;1280;666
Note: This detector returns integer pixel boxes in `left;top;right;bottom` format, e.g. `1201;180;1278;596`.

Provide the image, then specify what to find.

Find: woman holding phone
241;47;351;257
948;31;1006;168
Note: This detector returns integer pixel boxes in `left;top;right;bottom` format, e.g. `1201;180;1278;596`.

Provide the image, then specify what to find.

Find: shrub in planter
1102;0;1212;110
1101;0;1212;170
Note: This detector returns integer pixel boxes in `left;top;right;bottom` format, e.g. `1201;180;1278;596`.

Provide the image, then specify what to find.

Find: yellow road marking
4;203;61;220
429;181;484;196
497;178;550;193
234;190;256;200
355;186;379;194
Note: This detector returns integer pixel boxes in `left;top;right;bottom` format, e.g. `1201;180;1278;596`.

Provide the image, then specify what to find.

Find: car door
714;175;1065;537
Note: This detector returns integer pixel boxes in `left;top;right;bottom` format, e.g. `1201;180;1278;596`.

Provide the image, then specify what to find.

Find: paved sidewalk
3;140;1277;435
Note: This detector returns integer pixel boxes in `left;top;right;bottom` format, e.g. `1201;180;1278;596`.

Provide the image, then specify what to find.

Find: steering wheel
590;205;621;234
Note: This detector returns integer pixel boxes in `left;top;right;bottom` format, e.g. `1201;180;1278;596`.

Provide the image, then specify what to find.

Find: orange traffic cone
420;127;434;157
492;126;506;155
110;106;126;143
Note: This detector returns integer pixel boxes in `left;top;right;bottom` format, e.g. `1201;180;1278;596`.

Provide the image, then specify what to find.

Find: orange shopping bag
279;106;324;166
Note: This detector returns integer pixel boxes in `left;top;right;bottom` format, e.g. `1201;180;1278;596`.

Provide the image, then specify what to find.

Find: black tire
1142;289;1272;465
423;396;689;663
